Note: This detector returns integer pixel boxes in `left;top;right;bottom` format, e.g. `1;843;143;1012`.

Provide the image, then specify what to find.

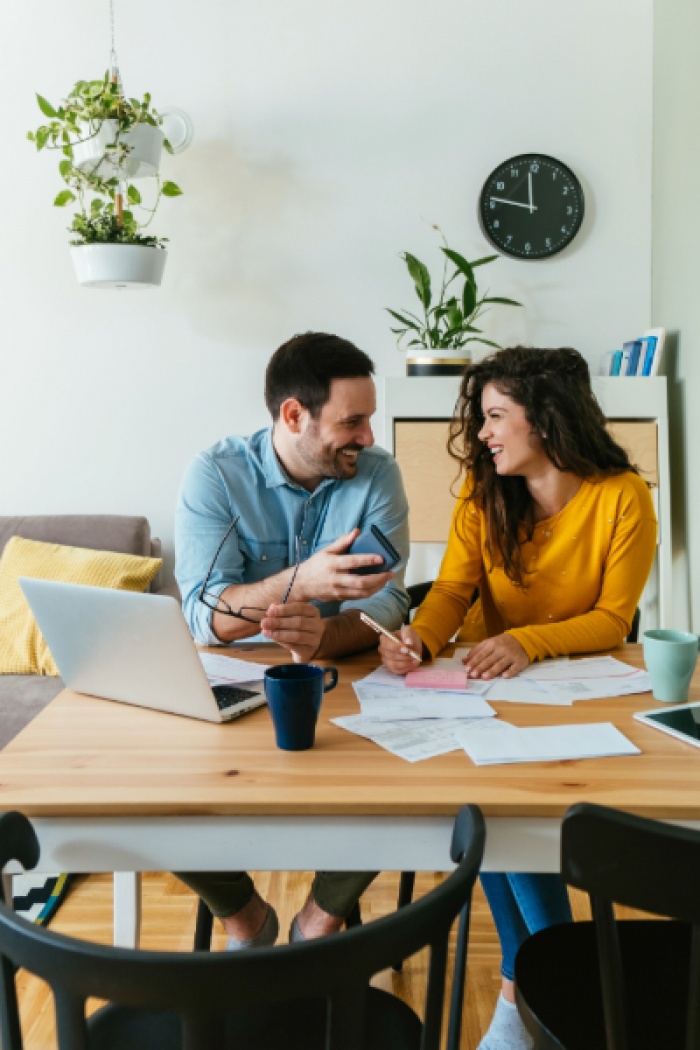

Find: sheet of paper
354;682;495;721
199;652;270;686
415;675;491;695
357;666;407;688
545;672;652;702
405;668;469;691
332;714;503;762
433;656;469;671
356;665;490;695
455;722;641;765
484;678;573;706
520;656;639;681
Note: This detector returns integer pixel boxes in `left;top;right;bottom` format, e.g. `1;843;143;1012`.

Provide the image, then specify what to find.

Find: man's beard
297;427;362;480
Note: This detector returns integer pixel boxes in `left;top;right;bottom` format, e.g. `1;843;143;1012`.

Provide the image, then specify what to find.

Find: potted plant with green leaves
387;226;522;376
28;74;182;288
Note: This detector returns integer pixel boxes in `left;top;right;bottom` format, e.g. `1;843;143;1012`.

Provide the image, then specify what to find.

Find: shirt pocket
237;538;288;581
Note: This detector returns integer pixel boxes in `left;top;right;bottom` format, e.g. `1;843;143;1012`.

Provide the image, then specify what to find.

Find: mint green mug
643;629;699;704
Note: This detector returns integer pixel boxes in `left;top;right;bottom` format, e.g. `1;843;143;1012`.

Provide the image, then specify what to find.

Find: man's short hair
265;332;375;420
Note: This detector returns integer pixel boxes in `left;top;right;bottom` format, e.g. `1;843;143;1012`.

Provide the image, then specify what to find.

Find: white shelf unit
379;376;671;631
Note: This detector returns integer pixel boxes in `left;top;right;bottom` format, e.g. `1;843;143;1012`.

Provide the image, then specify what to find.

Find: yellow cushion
0;536;162;676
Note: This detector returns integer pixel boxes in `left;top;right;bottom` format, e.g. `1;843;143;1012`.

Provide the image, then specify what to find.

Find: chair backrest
627;606;641;643
561;802;700;1050
0;807;485;1050
407;580;641;644
407;580;433;611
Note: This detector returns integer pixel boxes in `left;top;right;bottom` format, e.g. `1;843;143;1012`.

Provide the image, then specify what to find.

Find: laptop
19;578;268;723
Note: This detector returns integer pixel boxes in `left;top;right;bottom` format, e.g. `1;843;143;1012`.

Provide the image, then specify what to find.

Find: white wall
0;0;653;584
652;0;700;632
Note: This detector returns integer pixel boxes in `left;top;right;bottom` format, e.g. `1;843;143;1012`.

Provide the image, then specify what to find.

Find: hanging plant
28;73;183;287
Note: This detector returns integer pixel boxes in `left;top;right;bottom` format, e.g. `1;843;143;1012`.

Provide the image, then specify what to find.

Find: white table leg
113;871;141;948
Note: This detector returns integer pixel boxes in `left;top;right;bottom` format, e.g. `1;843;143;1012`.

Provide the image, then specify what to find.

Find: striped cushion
0;536;162;675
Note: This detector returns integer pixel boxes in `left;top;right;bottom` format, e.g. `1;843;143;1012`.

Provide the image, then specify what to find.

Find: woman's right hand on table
378;625;425;675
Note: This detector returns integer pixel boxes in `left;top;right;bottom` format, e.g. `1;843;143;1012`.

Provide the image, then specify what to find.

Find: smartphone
347;524;400;576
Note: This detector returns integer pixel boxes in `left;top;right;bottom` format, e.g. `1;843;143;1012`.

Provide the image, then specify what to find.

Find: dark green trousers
175;870;378;919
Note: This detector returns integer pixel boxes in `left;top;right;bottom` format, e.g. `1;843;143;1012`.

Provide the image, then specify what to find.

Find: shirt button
545;530;551;537
302;540;307;546
262;555;267;561
548;614;553;619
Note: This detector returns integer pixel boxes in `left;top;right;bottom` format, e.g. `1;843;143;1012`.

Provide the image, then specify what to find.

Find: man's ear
278;397;308;434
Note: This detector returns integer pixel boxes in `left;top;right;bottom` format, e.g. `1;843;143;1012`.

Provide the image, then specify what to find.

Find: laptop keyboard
211;684;261;711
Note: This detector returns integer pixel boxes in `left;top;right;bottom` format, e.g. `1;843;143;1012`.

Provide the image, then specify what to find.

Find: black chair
514;802;700;1050
407;580;434;610
0;806;485;1050
627;606;641;643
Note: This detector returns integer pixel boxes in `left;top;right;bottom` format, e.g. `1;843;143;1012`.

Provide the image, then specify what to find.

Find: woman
380;346;657;1050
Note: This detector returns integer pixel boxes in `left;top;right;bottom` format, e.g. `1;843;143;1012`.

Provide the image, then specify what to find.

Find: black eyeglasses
198;516;301;624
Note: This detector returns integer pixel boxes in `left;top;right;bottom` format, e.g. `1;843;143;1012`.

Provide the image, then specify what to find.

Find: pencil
360;612;422;663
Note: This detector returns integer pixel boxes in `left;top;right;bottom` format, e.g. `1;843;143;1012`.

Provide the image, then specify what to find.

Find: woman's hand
378;625;425;675
462;633;530;680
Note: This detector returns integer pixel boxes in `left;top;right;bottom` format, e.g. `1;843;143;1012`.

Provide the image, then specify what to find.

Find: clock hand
528;172;534;214
490;196;537;210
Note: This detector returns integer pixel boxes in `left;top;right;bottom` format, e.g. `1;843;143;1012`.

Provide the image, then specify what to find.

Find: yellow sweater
412;471;657;663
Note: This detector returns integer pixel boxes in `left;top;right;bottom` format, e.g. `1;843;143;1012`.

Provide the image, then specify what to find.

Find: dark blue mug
264;664;339;751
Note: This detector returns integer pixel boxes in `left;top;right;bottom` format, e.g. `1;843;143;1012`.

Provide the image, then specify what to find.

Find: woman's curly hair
448;346;635;586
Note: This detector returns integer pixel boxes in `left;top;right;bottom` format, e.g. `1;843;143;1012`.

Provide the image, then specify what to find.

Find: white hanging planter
70;244;167;289
72;119;164;180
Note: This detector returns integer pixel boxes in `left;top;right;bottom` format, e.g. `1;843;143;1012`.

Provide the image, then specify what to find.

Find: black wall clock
478;153;585;260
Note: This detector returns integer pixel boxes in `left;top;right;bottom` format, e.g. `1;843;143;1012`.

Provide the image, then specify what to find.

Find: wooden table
0;644;698;944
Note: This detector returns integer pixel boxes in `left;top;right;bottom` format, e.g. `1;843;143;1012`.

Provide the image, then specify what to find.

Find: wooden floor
16;869;593;1049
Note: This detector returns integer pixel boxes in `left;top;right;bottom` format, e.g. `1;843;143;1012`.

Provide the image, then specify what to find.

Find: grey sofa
0;515;167;750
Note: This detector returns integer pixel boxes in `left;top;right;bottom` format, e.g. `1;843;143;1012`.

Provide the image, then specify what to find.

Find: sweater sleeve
508;482;657;662
411;481;483;659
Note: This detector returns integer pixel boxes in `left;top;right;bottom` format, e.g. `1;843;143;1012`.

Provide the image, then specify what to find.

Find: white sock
477;994;533;1050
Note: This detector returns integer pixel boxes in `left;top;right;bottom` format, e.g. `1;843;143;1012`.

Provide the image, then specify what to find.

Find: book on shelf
637;335;657;376
601;350;623;376
600;328;665;377
622;340;642;376
641;327;665;376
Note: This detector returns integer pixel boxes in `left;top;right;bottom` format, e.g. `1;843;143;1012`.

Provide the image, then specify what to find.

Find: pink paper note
404;669;468;691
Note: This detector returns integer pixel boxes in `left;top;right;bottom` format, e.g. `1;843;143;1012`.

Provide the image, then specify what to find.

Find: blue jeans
480;872;573;981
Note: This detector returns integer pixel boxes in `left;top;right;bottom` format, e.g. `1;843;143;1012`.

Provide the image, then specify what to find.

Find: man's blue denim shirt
175;427;410;646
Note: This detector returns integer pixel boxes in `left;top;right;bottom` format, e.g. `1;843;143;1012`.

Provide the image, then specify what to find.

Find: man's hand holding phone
294;529;395;603
378;624;425;674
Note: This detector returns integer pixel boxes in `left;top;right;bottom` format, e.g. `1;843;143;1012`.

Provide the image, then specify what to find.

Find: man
174;331;409;949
